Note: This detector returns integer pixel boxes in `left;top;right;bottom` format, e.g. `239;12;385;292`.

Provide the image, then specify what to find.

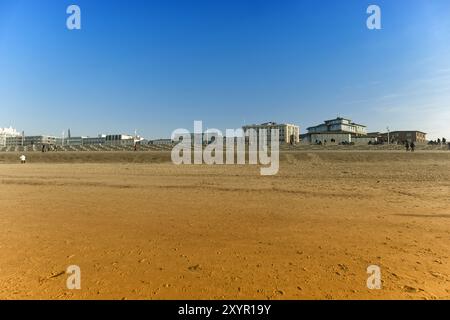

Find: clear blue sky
1;0;449;139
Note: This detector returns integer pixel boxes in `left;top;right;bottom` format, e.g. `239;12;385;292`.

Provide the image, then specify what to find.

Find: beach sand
0;151;449;299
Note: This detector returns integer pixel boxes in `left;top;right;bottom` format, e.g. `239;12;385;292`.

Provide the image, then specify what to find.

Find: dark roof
260;122;278;126
324;117;352;123
351;123;367;127
384;131;427;135
306;124;327;130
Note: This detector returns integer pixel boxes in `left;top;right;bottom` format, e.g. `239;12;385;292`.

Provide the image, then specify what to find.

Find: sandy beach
0;151;449;300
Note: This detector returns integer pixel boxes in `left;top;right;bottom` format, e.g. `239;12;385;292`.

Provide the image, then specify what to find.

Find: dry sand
0;151;449;300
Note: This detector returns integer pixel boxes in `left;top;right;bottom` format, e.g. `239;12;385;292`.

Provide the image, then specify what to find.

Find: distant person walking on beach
410;141;415;152
405;141;410;151
20;155;26;164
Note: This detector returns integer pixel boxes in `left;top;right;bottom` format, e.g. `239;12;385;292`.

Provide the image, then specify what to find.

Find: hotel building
0;127;21;146
305;117;367;144
242;122;300;144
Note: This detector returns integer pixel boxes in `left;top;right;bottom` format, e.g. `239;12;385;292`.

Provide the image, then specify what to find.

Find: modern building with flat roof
5;136;24;147
380;131;427;144
242;122;300;144
65;137;84;146
56;135;107;146
309;133;352;145
22;136;57;146
105;134;144;145
82;136;106;145
150;139;173;145
0;127;21;146
4;133;141;147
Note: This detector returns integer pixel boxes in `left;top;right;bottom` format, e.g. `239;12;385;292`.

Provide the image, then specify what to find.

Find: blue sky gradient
0;0;449;139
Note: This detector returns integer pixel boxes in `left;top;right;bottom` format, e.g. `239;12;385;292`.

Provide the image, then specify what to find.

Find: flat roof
351;123;367;127
308;132;352;135
244;123;299;127
308;118;367;129
324;117;352;122
385;131;427;134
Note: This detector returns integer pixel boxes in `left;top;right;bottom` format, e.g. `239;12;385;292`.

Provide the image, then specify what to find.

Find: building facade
309;133;352;144
105;134;143;145
304;117;367;144
82;136;106;145
307;117;367;136
380;131;427;144
5;136;24;147
26;136;57;146
150;139;173;145
6;135;58;146
242;122;300;144
0;127;21;147
65;137;84;146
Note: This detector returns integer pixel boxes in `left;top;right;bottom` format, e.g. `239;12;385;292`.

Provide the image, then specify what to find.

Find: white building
5;136;24;146
56;135;107;146
0;127;21;147
7;135;58;146
307;117;367;136
242;122;300;144
82;135;106;145
25;136;57;146
105;134;144;145
65;137;84;146
305;117;367;144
